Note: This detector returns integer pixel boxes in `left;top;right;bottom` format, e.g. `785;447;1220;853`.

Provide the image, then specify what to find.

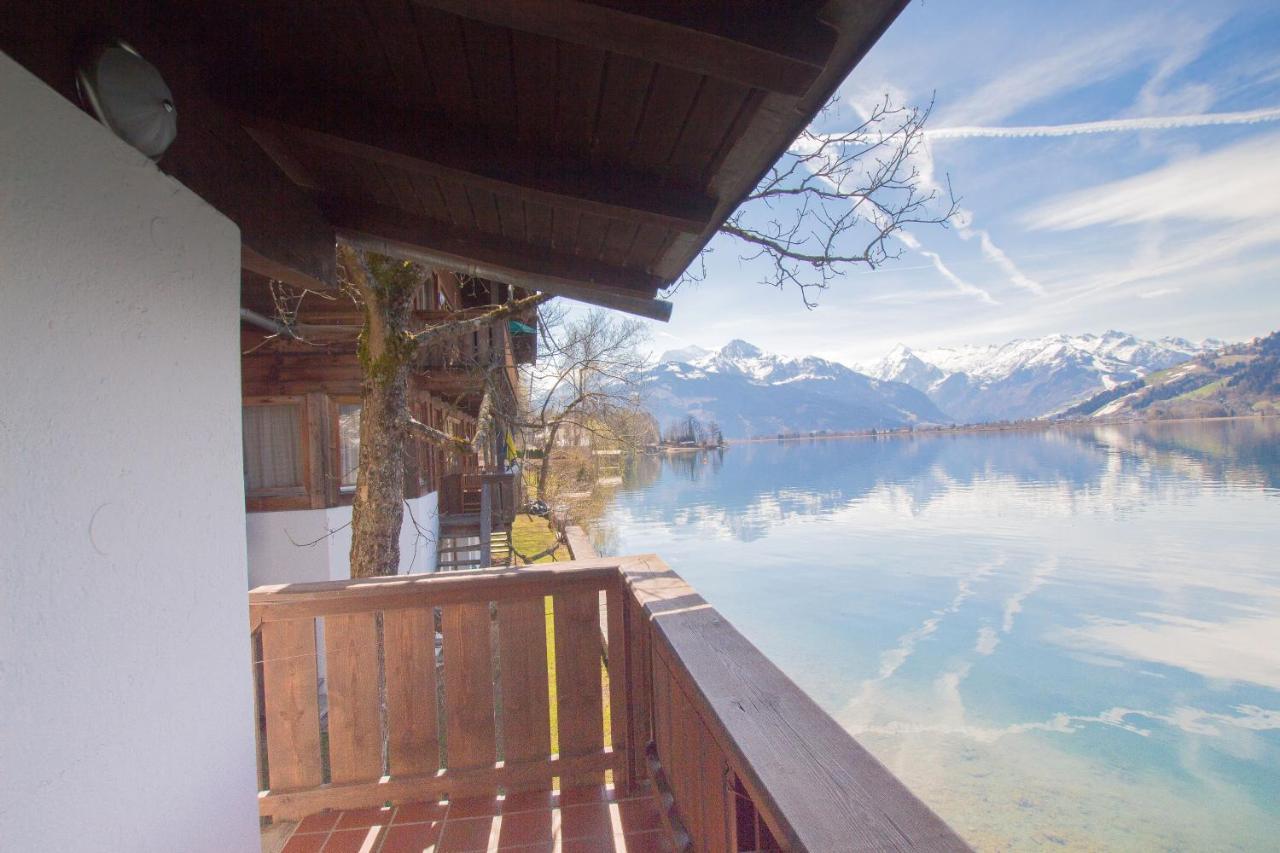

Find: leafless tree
706;95;957;308
521;305;650;502
336;247;547;578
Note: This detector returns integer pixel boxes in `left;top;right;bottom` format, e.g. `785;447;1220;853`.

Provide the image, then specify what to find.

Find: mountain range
862;331;1225;423
640;340;947;439
639;332;1233;437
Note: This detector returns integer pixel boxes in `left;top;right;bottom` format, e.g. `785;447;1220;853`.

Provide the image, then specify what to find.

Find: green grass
1146;362;1205;384
512;514;563;564
1174;377;1227;401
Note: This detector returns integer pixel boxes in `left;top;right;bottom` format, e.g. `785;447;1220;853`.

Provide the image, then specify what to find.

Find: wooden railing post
605;579;633;794
479;480;492;567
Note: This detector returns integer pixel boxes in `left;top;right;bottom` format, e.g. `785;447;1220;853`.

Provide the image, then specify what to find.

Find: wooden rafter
412;0;837;97
321;196;662;296
240;102;716;234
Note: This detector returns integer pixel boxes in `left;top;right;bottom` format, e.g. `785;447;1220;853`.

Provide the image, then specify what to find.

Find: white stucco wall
246;490;440;586
0;54;259;852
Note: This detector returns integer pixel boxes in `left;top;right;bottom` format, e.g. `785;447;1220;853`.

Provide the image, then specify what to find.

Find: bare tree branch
519;308;653;501
692;94;958;308
411;292;551;344
407;415;471;452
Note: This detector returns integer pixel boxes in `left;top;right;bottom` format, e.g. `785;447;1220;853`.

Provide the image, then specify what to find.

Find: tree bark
535;422;560;501
342;247;419;578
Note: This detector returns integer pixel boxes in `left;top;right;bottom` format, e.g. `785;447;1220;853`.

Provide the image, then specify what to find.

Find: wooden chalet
240;265;530;571
3;1;970;851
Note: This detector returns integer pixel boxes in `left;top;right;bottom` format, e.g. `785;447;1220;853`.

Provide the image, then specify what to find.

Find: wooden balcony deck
250;558;969;852
264;782;670;852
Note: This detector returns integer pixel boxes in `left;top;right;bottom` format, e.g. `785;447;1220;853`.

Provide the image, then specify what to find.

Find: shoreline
724;412;1277;445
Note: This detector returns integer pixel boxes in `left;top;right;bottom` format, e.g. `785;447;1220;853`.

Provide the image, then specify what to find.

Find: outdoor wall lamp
76;39;176;162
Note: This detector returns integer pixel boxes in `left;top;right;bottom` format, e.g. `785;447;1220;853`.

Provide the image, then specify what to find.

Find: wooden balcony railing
439;471;516;523
249;557;968;851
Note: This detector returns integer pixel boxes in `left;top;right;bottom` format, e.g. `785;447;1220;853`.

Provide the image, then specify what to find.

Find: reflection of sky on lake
590;420;1280;851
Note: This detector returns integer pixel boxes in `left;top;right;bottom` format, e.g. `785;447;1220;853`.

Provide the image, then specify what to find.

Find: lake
585;419;1280;851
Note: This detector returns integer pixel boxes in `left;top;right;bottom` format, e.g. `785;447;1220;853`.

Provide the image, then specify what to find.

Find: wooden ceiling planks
627;65;706;175
323;196;663;295
626;225;675;274
553;41;609;156
459;16;519;140
413;0;836;98
510;30;559;147
226;0;892;312
237;95;718;234
359;0;436;109
664;76;757;189
1;0;909;314
590;53;656;165
410;3;477;119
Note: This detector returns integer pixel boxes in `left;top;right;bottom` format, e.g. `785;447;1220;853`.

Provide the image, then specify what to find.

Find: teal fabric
508;320;536;335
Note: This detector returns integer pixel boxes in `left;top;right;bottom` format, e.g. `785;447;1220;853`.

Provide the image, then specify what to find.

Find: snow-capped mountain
864;331;1226;423
641;340;949;439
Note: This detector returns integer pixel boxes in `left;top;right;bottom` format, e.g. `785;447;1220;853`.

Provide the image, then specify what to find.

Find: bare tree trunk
535;423;560;501
342;248;419;578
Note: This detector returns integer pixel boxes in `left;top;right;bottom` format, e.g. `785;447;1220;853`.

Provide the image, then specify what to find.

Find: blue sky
644;0;1280;366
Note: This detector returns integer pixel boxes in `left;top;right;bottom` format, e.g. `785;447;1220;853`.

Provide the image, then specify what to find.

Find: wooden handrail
249;559;617;622
618;555;969;852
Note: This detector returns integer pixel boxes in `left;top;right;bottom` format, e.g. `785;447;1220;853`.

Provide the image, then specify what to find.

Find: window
242;404;304;494
338;403;361;492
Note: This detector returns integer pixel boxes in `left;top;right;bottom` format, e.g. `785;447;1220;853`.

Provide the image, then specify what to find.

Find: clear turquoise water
587;420;1280;851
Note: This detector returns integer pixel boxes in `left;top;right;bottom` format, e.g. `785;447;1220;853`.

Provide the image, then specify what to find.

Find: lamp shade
77;41;176;162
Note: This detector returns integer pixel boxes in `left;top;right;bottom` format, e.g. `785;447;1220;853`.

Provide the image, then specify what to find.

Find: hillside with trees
1064;331;1280;420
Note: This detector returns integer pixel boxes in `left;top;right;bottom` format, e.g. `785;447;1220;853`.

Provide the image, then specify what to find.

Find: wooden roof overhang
2;0;908;320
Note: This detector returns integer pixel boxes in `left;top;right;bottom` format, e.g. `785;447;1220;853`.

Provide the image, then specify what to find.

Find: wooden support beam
323;197;672;305
413;0;837;98
340;222;675;321
241;102;715;233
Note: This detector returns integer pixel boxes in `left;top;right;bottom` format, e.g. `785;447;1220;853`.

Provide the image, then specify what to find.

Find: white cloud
1139;287;1181;299
939;15;1220;127
927;106;1280;141
1025;131;1280;230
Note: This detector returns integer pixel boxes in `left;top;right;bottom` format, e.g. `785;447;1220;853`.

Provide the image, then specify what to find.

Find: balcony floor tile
265;783;671;853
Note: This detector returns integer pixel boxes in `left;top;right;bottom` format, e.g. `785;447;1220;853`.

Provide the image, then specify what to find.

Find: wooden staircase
436;470;518;571
437;522;512;568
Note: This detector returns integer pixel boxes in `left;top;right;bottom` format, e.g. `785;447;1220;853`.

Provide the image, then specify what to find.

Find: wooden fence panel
384;608;440;776
698;716;732;853
553;588;605;786
606;582;632;789
324;612;383;783
443;601;496;770
629;595;653;769
497;597;552;783
671;675;702;847
260;618;323;791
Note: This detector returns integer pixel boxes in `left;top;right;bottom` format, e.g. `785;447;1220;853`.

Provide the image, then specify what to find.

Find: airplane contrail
926;106;1280;140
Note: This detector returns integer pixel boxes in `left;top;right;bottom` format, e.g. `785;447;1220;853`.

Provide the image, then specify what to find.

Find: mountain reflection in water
587;419;1280;851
